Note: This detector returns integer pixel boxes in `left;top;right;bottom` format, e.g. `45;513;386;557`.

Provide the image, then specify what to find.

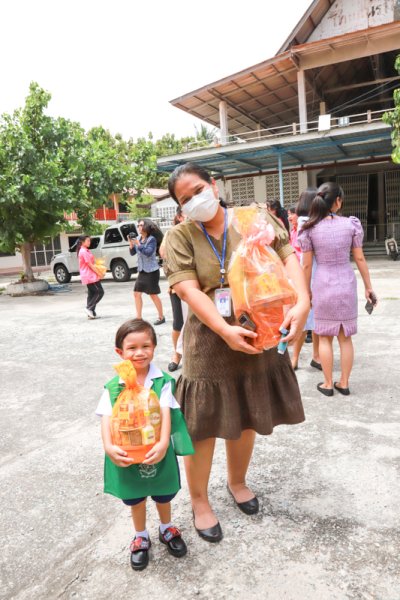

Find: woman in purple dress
298;182;377;396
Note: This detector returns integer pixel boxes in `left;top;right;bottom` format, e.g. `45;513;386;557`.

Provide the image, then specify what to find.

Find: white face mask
181;187;219;222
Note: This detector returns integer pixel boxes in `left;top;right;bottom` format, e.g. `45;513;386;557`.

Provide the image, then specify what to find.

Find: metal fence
363;222;400;243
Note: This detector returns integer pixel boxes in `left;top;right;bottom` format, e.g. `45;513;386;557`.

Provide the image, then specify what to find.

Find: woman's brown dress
164;210;305;441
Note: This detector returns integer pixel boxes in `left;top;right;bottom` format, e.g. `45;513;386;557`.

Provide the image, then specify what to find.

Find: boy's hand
105;444;134;467
142;441;168;465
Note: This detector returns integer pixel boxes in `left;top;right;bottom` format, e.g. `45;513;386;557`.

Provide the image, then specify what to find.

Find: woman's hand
105;444;134;467
220;324;262;354
142;441;168;465
365;288;378;306
279;300;310;344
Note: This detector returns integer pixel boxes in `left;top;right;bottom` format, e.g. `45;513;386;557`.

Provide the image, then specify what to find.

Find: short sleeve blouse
164;208;294;296
349;216;364;248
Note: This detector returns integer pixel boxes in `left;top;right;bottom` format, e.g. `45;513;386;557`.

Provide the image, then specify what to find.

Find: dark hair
287;204;297;214
268;199;290;233
167;162;227;208
302;182;344;231
138;218;164;250
115;318;157;350
296;187;317;217
173;206;183;226
76;235;90;255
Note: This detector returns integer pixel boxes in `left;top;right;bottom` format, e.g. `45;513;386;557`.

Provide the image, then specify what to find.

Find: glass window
104;228;122;244
90;237;101;249
120;223;138;241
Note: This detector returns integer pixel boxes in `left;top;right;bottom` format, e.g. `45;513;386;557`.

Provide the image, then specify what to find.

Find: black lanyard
200;208;228;287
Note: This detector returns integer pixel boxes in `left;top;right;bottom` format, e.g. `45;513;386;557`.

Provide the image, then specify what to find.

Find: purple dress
298;216;363;337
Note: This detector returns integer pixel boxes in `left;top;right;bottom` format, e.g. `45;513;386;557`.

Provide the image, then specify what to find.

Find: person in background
267;199;290;233
129;219;165;326
298;182;377;396
77;235;104;319
164;162;309;543
287;204;301;261
159;208;186;372
290;189;321;371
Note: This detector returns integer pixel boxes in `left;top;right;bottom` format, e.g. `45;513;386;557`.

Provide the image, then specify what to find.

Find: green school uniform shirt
103;370;194;500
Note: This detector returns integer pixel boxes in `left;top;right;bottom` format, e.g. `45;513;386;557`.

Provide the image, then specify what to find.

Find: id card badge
215;287;232;317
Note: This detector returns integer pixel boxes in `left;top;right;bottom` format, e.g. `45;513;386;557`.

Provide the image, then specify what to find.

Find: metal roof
157;122;393;177
170;22;400;136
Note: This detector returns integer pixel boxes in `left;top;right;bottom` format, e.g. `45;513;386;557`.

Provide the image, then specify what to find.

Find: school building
157;0;400;248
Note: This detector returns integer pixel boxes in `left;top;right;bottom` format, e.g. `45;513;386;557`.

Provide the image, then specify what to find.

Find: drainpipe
278;154;284;207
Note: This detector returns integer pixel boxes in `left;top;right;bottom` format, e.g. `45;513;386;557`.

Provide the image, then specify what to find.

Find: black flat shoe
227;485;259;515
154;317;166;326
168;361;180;372
192;511;223;543
130;536;151;571
317;383;334;397
159;526;187;557
310;359;323;371
334;382;350;396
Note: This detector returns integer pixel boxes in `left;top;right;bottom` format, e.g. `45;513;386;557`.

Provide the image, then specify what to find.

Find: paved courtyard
0;259;399;600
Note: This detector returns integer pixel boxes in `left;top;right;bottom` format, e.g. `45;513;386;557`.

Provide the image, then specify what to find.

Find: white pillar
219;100;229;145
297;70;308;133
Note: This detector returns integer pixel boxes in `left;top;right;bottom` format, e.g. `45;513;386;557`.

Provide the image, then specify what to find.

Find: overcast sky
1;0;311;141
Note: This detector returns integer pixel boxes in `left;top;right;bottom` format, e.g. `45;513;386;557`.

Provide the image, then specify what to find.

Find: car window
121;223;138;241
104;228;123;244
90;237;101;249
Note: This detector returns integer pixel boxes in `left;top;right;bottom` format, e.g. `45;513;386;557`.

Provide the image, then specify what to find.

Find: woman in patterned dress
164;163;309;543
298;182;377;397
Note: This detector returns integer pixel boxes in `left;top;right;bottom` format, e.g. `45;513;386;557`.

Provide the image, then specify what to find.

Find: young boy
96;318;193;571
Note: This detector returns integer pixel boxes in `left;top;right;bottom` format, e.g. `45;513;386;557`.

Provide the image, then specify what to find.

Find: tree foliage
0;83;143;280
382;54;400;164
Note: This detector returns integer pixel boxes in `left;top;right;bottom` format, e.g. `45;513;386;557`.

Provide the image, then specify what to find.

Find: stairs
362;242;387;257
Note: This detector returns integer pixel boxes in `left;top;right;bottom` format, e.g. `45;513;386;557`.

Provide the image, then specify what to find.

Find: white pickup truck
50;221;139;283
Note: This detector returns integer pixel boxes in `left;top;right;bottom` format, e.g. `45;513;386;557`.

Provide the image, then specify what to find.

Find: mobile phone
238;312;257;332
365;301;374;315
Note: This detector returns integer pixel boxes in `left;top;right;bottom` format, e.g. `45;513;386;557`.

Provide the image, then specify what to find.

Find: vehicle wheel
111;259;131;282
54;264;71;284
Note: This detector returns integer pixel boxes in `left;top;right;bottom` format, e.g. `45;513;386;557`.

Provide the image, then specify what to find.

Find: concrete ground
0;258;399;600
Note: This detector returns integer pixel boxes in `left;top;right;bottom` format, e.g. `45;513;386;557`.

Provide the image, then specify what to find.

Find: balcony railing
182;108;390;153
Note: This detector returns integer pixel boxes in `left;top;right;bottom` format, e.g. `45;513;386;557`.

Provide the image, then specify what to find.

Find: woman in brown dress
164;163;309;543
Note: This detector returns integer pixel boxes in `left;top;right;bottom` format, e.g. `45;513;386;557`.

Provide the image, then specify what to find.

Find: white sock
159;522;172;534
135;529;149;539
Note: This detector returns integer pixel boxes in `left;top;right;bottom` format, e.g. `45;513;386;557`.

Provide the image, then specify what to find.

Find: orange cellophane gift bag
110;360;161;463
228;207;297;350
94;258;107;279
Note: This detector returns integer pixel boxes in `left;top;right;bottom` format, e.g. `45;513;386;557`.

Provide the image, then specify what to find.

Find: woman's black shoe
317;383;334;397
227;485;259;515
130;536;151;570
310;359;322;371
168;361;180;372
159;526;187;557
334;382;350;396
192;511;223;543
154;317;166;326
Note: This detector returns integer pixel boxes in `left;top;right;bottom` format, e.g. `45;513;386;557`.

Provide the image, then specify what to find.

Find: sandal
334;382;350;396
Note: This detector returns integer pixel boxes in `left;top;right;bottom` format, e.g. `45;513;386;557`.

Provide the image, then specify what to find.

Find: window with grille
337;175;368;227
384;171;400;223
231;178;255;206
265;173;299;207
30;236;62;267
156;205;176;226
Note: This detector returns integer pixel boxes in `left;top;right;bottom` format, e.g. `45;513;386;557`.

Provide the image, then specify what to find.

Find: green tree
0;83;138;281
382;54;400;164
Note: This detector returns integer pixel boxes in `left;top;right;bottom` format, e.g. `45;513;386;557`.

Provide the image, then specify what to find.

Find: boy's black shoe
305;330;313;343
130;536;151;570
159;526;187;557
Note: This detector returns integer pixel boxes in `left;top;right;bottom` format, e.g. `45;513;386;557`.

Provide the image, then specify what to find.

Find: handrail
182;108;391;152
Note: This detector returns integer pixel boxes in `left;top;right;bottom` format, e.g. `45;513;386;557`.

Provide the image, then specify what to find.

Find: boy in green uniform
96;318;194;571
